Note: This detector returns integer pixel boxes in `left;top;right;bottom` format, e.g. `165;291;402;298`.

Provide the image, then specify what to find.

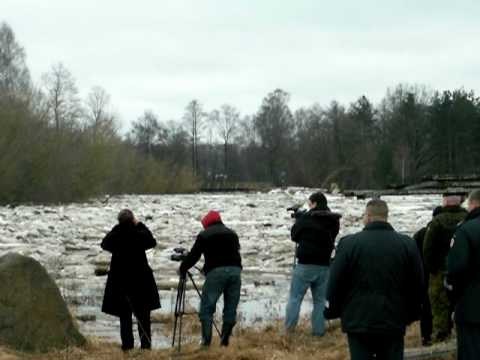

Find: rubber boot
220;323;234;347
201;321;212;347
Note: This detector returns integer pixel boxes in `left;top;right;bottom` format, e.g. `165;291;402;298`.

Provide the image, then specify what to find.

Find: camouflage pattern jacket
423;206;467;275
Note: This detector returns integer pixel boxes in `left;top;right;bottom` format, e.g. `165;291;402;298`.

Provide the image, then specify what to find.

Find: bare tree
163;120;190;165
236;115;258;146
183;100;205;177
41;63;82;134
130;110;161;155
85;86;117;141
211;104;240;176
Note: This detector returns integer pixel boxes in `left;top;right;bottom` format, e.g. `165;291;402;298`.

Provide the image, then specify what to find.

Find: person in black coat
285;191;341;336
179;210;242;347
101;209;160;351
447;190;480;360
325;199;424;360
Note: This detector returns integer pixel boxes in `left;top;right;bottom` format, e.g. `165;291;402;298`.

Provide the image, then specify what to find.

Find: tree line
0;22;196;204
1;21;479;204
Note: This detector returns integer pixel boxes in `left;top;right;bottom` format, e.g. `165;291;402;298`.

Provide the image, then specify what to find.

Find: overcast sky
2;0;480;130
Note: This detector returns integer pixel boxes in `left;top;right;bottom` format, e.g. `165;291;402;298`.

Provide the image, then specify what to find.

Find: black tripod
172;271;220;352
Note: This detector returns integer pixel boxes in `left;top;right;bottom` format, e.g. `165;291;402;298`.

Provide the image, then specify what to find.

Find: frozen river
0;189;442;348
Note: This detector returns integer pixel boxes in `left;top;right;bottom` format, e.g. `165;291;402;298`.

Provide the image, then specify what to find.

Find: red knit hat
201;210;222;229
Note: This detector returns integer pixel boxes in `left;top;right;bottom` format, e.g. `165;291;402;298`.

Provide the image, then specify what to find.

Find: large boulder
0;253;85;352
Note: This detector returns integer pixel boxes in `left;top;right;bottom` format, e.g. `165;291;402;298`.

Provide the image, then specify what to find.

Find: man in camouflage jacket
423;194;467;342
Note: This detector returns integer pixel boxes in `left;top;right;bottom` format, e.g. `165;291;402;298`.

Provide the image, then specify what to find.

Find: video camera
287;204;307;219
170;247;189;262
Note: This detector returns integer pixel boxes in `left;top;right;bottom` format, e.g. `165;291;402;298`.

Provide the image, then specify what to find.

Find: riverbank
0;321;455;360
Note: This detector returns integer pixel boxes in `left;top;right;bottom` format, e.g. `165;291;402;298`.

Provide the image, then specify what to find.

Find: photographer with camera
100;209;160;351
285;192;341;337
179;210;242;348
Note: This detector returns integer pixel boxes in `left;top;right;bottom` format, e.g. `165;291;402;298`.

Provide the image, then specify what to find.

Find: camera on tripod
170;247;189;262
170;248;220;352
287;204;307;219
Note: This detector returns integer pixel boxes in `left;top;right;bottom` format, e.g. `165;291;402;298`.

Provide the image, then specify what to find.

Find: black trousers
347;333;404;360
456;323;480;360
420;292;433;342
119;308;151;350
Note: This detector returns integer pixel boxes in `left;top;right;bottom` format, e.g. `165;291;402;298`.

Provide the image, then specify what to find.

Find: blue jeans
199;266;242;326
285;264;329;336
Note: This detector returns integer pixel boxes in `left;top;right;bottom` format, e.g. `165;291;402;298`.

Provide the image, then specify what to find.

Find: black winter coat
180;222;242;275
101;222;160;317
291;208;341;266
325;221;424;335
447;207;480;325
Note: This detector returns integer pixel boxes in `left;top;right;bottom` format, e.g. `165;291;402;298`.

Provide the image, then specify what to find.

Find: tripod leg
172;280;180;347
187;272;221;337
178;278;186;352
212;317;221;336
172;276;186;349
172;279;180;347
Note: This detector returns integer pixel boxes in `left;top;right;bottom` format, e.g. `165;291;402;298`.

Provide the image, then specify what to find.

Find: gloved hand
323;301;340;320
443;277;453;291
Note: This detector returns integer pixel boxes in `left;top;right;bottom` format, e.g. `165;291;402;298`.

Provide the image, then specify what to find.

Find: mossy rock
0;253;86;352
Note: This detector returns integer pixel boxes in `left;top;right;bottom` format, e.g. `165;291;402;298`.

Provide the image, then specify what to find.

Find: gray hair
469;190;480;204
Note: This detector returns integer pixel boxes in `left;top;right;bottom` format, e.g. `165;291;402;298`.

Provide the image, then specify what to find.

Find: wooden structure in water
343;174;480;199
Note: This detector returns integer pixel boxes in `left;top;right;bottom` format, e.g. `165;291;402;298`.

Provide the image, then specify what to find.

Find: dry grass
0;321;456;360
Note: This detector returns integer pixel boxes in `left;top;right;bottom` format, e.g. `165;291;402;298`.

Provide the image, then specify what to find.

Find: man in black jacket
447;189;480;360
285;192;340;336
325;199;424;360
180;210;242;347
101;209;160;351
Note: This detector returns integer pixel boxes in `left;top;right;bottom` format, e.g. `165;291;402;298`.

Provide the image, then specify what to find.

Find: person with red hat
179;210;242;348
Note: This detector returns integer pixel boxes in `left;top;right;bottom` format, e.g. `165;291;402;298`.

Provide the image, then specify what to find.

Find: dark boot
201;321;212;347
220;323;234;347
422;337;432;347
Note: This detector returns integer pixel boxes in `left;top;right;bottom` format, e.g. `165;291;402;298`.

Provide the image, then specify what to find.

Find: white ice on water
0;189;442;347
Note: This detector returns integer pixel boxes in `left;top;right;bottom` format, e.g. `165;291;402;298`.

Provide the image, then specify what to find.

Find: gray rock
0;253;85;352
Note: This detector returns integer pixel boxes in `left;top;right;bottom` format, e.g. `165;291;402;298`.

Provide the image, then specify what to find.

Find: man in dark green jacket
447;190;480;360
325;199;424;360
413;206;442;346
423;194;467;342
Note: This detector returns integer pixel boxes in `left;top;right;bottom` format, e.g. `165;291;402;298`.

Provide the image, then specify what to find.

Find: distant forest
1;21;480;204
